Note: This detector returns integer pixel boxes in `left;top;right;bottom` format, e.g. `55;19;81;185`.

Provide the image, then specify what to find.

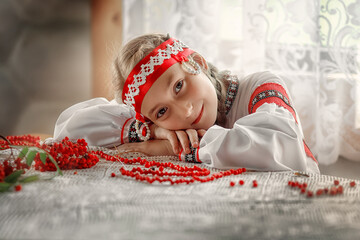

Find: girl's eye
175;80;183;93
156;107;168;119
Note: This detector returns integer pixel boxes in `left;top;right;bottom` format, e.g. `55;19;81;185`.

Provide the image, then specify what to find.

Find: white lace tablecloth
1;151;360;240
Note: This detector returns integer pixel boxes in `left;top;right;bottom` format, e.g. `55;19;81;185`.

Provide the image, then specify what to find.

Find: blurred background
0;0;359;178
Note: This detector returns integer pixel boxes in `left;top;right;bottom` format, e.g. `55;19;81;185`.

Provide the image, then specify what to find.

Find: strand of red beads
95;150;247;185
0;135;41;148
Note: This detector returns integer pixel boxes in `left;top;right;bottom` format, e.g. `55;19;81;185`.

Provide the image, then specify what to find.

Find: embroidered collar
224;75;239;115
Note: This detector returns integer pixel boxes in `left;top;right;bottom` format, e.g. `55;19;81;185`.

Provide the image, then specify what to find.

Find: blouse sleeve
180;77;319;174
53;98;146;147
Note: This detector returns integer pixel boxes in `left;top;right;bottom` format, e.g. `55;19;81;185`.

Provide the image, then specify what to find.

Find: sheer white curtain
122;0;360;165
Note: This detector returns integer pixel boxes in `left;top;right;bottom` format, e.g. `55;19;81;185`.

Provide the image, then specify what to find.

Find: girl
53;33;320;174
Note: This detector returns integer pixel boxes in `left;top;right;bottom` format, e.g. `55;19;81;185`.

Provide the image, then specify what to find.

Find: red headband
122;38;195;120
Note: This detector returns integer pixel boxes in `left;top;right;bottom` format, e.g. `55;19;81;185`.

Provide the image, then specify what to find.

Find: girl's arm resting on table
53;98;142;147
198;103;318;173
52;97;204;152
181;87;319;174
116;139;175;156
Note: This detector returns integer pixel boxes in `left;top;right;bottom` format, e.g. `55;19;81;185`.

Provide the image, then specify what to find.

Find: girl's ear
192;53;208;70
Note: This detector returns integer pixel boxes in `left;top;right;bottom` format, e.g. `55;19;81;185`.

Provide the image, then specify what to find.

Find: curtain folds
122;0;360;165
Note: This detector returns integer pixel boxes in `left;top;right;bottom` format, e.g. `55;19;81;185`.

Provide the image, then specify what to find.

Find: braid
204;62;230;125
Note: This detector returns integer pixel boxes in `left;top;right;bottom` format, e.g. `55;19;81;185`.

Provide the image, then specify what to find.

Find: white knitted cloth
0;150;359;240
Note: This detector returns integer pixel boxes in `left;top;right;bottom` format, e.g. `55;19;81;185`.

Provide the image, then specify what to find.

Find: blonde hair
112;33;230;125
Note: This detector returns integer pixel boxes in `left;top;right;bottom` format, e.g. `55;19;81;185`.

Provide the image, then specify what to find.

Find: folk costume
53;38;320;174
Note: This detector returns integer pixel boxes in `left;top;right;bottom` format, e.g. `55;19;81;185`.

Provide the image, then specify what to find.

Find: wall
0;0;91;136
91;0;122;100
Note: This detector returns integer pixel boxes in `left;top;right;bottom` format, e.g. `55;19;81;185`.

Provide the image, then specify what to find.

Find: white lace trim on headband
123;39;188;110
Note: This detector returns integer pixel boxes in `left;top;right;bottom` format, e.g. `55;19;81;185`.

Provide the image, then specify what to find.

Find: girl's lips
192;105;204;125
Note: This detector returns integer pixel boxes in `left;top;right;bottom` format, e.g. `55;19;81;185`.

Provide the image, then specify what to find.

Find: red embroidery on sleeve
121;118;132;144
249;82;318;164
178;149;183;161
196;147;201;163
248;82;297;123
303;140;318;164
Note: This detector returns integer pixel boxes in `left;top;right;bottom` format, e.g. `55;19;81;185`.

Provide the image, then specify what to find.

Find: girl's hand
150;125;206;154
116;139;174;156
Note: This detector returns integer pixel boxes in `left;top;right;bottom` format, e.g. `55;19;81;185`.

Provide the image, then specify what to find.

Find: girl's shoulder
239;71;286;91
224;71;290;125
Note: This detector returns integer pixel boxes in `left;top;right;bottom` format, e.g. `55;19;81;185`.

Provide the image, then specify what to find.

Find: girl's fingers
166;131;181;154
186;129;199;148
175;130;191;154
197;129;207;137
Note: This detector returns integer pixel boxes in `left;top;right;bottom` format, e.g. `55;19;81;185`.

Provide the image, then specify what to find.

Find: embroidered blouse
52;71;320;174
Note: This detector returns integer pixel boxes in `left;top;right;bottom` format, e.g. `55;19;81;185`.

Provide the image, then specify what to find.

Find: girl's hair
112;33;230;125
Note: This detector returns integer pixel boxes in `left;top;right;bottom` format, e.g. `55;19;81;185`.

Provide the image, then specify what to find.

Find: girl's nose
184;103;193;118
185;103;194;118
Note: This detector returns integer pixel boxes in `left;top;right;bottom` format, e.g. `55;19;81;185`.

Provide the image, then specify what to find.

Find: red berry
111;172;116;177
337;186;343;194
316;189;323;196
230;181;235;187
239;180;244;185
74;171;78;175
252;180;258;188
307;190;313;198
330;187;337;195
350;181;356;187
334;180;339;186
15;185;22;192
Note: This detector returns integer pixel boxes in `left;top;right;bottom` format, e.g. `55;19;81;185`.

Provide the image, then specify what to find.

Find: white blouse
52;71;320;174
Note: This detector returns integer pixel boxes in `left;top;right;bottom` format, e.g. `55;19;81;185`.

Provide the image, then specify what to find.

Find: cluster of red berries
288;179;356;198
0;135;39;181
0;159;29;182
96;150;247;185
1;136;99;187
34;137;99;171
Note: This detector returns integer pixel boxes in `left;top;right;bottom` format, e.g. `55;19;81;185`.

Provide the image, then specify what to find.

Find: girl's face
141;63;218;130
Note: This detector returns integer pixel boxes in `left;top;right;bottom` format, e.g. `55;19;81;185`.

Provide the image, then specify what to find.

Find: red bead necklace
1;135;41;148
96;150;246;185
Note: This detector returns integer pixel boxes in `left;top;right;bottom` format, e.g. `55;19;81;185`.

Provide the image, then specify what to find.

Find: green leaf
47;155;63;176
0;182;11;192
18;147;29;159
19;175;39;183
4;169;24;184
26;150;37;166
39;152;47;164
